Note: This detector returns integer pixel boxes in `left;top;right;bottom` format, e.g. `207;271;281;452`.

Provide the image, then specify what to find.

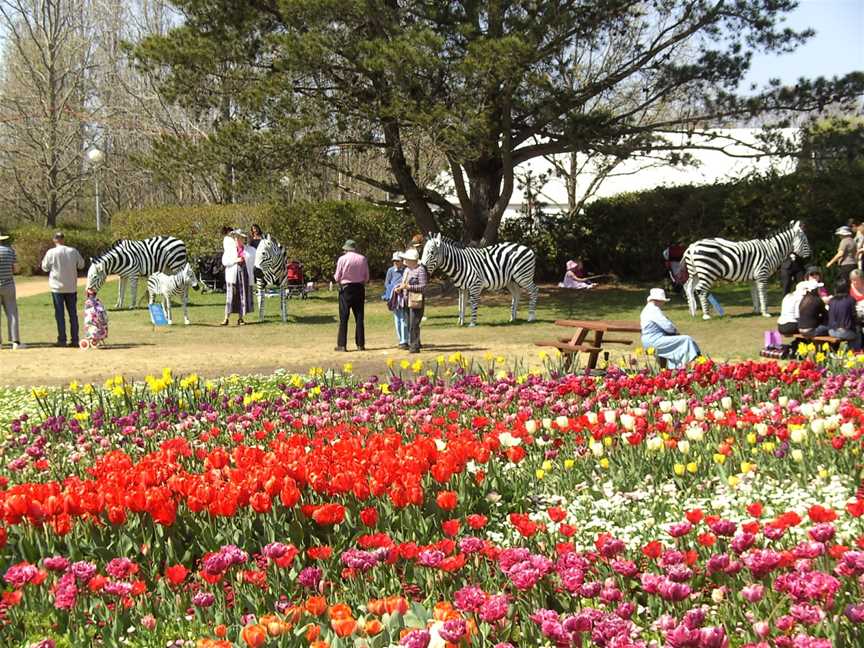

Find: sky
742;0;864;89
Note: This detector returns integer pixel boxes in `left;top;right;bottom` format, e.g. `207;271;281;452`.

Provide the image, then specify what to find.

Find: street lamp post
87;147;105;231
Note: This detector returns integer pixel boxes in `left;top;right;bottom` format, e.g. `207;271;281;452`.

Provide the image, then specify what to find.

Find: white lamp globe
87;148;104;164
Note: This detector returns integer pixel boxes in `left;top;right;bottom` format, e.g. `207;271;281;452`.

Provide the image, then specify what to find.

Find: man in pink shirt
334;239;369;351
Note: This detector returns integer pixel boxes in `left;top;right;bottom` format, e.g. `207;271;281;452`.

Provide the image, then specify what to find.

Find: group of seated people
776;266;864;350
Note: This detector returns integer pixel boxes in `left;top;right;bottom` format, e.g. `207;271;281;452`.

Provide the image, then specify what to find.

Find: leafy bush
111;204;277;262
9;224;114;276
110;201;411;280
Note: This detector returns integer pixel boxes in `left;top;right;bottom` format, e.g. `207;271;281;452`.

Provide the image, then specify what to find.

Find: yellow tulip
599;458;610;469
686;462;698;474
673;463;685;476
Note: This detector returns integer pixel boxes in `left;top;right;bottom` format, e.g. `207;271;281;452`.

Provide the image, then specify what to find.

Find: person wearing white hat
221;229;255;326
777;280;813;336
826;226;857;283
0;232;22;349
640;288;701;368
382;251;408;348
394;248;426;353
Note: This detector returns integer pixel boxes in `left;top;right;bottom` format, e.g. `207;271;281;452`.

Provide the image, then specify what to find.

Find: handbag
408;290;424;310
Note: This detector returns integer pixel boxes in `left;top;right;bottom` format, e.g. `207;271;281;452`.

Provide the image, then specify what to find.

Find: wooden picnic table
535;319;642;370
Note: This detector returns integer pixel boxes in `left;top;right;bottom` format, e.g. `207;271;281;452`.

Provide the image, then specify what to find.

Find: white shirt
41;244;84;293
777;292;803;325
222;240;256;284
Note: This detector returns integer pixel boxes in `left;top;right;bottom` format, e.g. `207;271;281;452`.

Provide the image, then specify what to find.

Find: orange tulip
240;624;267;648
305;596;328;616
366;598;386;616
328;603;353;620
284;605;303;623
214;624;227;639
384;595;409;615
306;624;321;642
363;618;384;636
433;601;455;621
331;616;357;638
309;641;330;648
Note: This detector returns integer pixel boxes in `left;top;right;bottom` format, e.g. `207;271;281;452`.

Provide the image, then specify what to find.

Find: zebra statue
146;263;199;325
87;236;188;309
683;220;811;320
253;235;288;322
421;233;539;326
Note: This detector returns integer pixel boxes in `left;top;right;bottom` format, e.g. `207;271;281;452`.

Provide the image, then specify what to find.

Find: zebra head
789;220;811;259
254;234;282;270
421;233;442;274
86;259;107;292
180;263;199;290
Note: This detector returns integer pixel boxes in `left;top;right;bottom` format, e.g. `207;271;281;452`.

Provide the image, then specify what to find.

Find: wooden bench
536;319;641;370
787;333;843;348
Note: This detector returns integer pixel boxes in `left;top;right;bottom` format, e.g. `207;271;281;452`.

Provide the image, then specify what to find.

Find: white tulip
755;423;768;436
720;396;733;410
603;409;617;424
498;432;522;448
659;400;672;413
693;406;705;420
647;436;663;451
589;441;604;457
435;439;447;451
685;425;704;442
811;419;825;435
586;412;598;425
841;422;857;438
524;420;537;435
673;399;688;414
620;414;635;431
800;403;814;418
542;417;552;430
791;449;804;463
677;439;690;454
661;413;674;425
556;415;569;429
789;427;806;444
713;410;725;421
778;396;788;408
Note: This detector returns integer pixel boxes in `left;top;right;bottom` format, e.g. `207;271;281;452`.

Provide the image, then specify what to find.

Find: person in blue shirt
640;288;701;369
383;251;408;349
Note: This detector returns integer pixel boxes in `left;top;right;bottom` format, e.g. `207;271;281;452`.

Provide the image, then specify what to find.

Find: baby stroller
285;260;309;299
662;244;687;296
196;253;226;293
80;290;108;349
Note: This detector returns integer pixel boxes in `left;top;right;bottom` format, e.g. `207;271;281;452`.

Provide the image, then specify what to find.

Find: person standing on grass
395;248;427;354
334;239;369;352
383;251;408;349
40;232;84;347
221;229;255;326
0;232;22;349
826;226;858;283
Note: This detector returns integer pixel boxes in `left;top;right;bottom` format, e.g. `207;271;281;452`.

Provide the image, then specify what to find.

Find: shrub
109;201;411;280
9;225;114;276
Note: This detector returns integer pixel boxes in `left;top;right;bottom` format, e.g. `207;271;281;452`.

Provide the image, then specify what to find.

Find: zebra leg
527;282;538;321
749;283;760;313
457;290;465;326
183;287;190;325
695;286;711;320
468;284;482;326
507;282;519;322
257;289;265;322
163;295;172;325
129;276;138;310
280;288;287;323
685;279;697;318
116;277;126;309
756;280;771;317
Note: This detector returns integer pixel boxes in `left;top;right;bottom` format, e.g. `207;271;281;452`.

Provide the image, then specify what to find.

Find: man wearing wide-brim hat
333;239;369;351
0;232;23;349
826;225;858;283
640;288;701;368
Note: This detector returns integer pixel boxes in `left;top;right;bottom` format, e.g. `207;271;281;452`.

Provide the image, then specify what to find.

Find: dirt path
12;276;89;298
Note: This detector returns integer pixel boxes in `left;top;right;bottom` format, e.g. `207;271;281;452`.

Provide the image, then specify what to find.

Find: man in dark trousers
333;239;369;351
780;252;805;295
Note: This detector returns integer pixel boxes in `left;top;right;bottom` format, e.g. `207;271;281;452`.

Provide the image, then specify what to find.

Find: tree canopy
134;0;864;242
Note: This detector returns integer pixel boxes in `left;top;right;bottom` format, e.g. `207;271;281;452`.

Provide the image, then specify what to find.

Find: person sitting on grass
558;259;595;289
826;279;862;350
640;288;701;369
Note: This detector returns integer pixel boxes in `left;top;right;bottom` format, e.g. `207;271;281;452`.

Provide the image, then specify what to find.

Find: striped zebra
421;233;539;326
146;263;198;325
87;236;188;309
253;235;288;322
683;220;811;320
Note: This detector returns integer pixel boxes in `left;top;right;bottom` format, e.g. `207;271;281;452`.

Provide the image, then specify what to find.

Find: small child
80;289;108;349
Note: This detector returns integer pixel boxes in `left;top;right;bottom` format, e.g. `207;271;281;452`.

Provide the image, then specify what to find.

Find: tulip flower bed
2;356;864;648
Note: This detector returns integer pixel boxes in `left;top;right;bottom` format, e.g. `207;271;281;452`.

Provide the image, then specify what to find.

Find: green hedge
110;201;412;280
9;225;114;276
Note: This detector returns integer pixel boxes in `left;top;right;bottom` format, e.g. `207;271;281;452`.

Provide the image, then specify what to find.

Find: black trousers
839;264;857;284
52;292;79;344
777;321;798;335
408;305;424;351
780;258;804;295
337;283;365;348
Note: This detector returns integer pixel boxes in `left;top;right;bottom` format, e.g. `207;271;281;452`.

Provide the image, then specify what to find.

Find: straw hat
402;248;419;262
391;251;403;261
835;226;853;236
231;229;248;239
647;288;669;303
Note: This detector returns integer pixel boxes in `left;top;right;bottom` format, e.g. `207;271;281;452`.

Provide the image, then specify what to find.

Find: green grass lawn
1;278;786;386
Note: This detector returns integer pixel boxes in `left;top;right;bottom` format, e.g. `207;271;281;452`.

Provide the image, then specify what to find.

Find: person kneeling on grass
797;280;828;339
827;279;862;350
640;288;701;369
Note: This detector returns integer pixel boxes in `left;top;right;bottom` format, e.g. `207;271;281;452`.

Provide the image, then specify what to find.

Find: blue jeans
393;308;408;345
52;292;79;344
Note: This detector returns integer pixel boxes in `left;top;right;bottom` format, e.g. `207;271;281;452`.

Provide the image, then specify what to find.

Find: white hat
402;248;419;262
0;233;8;241
392;252;403;261
835;226;853;236
647;288;669;303
802;279;823;291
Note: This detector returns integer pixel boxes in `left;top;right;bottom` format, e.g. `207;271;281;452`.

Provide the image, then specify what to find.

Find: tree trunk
382;120;438;235
462;159;504;244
